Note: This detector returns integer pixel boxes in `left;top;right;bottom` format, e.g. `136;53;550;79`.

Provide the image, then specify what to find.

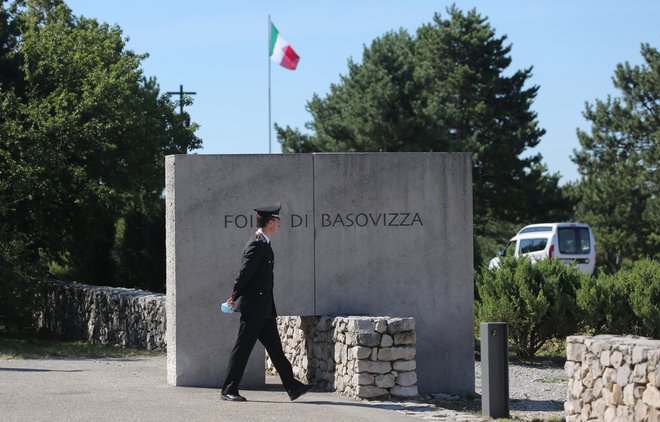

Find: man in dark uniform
221;202;314;402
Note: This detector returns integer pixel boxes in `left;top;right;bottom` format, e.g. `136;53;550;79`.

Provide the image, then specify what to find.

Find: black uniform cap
254;202;281;219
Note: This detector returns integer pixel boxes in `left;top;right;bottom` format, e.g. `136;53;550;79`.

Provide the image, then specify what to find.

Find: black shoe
289;383;315;401
221;393;247;402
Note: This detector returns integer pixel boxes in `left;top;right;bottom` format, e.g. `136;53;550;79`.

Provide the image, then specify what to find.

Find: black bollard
480;322;509;419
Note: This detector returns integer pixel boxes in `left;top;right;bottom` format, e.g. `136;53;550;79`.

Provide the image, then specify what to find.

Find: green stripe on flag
269;23;279;56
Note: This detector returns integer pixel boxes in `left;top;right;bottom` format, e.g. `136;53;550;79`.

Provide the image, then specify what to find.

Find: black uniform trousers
221;314;300;396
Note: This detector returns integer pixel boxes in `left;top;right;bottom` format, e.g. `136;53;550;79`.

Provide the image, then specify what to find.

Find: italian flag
269;22;299;70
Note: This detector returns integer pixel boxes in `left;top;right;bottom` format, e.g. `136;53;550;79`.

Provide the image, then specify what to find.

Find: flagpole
268;15;272;154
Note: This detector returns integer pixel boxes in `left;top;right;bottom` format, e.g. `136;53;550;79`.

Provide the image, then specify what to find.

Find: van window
519;238;548;254
520;226;553;233
558;227;591;255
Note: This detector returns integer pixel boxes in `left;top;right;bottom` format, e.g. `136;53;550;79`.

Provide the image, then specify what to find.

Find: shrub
627;259;660;338
577;272;632;335
475;257;586;358
578;259;659;338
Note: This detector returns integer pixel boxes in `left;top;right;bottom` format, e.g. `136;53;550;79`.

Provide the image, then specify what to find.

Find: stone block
632;346;647;364
387;318;415;334
334;343;345;364
632;362;648;383
611;351;624;368
623;383;635;406
396;371;417;387
390;386;418;398
353;346;372;360
356;360;391;374
356;385;389;399
565;360;578;378
564;399;582;414
580;403;591;420
591;360;603;379
583;387;594;403
355;373;374;385
571;378;584;397
603;367;617;387
393;360;416;371
582;369;594;388
593;378;604;398
378;348;394;361
391;346;416;360
601;350;611;367
591;397;606;416
357;333;380;347
642;385;660;408
393;332;416;346
617;364;632;386
634;400;649;422
649;350;659;367
617;405;635;422
316;316;332;332
373;319;387;334
313;344;324;359
603;406;616;422
602;383;623;407
348;318;375;333
342;332;354;345
567;342;586;362
380;334;393;348
375;373;396;388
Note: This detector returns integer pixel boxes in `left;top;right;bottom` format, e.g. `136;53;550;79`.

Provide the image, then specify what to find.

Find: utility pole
166;85;197;123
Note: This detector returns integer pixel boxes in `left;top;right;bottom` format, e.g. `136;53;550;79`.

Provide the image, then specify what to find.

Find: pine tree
572;44;659;272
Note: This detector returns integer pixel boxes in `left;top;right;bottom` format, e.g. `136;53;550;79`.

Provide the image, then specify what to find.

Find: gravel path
376;362;567;421
477;362;566;421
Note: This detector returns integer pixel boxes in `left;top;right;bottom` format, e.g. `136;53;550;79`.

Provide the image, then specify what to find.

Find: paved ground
0;355;479;422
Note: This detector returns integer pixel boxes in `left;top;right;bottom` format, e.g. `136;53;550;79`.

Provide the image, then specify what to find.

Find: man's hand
227;297;236;308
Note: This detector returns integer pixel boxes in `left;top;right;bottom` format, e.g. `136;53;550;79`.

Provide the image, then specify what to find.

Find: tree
0;0;200;331
572;44;659;272
276;6;572;266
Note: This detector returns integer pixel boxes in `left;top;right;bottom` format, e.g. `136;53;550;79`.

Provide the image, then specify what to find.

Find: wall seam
312;154;317;315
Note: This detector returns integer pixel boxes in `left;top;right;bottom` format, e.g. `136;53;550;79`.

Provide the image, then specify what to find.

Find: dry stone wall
36;281;166;350
266;316;418;400
565;335;660;422
36;281;417;400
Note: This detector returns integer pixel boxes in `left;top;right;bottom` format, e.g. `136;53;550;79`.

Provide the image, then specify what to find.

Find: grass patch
539;375;568;383
0;336;164;360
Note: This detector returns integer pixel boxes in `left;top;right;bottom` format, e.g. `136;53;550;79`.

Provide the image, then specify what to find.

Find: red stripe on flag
281;46;300;70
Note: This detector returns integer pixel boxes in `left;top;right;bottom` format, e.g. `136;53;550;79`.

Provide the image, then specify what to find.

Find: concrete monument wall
165;153;474;393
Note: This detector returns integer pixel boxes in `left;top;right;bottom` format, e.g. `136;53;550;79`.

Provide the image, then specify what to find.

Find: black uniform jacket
231;233;277;318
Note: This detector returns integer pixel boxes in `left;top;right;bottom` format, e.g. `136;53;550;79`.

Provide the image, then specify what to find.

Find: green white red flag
269;22;299;70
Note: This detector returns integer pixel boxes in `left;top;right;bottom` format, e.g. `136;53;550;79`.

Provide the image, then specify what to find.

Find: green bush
578;259;659;338
0;234;47;335
475;257;586;358
577;271;632;335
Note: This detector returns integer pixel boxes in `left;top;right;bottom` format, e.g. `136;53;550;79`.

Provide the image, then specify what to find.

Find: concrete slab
313;153;474;393
166;153;473;394
166;154;315;388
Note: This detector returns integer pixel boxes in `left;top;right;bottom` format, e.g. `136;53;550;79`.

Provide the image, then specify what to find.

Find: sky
64;0;659;184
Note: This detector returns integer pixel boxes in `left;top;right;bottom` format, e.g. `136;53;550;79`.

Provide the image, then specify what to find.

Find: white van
488;223;597;275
